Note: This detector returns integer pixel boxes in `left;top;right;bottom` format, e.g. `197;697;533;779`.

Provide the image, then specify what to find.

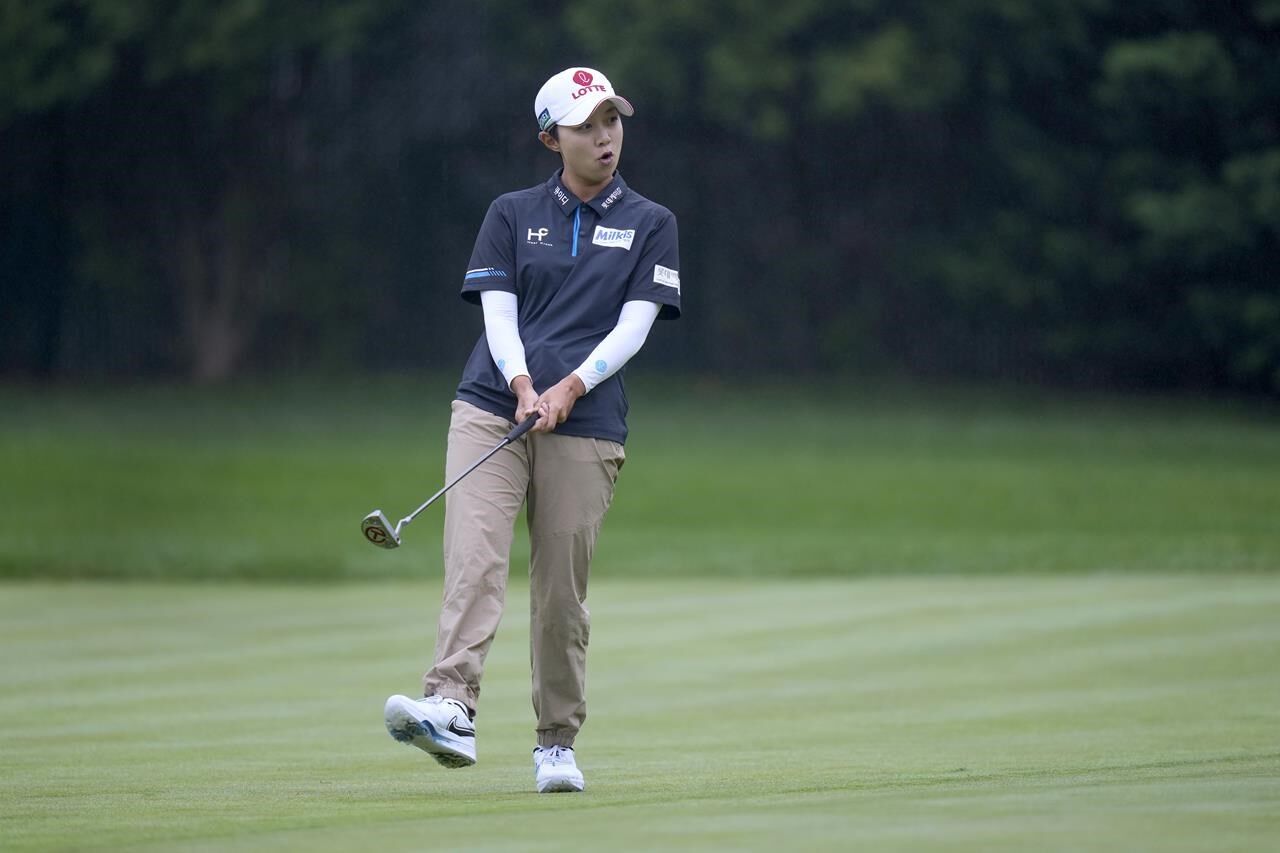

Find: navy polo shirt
455;170;681;444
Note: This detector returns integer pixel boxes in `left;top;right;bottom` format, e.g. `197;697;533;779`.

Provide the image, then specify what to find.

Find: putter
361;413;540;549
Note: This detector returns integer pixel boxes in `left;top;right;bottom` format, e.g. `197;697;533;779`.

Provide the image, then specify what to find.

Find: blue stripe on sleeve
465;268;509;280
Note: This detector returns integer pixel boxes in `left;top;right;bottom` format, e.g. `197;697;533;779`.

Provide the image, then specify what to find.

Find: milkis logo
592;226;635;251
573;70;594;86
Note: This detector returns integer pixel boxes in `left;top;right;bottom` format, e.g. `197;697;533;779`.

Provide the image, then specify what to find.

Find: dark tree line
2;0;1278;392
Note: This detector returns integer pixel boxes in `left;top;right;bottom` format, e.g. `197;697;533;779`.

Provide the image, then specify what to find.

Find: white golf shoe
384;695;476;768
533;745;585;793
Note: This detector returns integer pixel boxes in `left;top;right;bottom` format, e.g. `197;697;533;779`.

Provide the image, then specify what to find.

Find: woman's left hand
533;375;586;432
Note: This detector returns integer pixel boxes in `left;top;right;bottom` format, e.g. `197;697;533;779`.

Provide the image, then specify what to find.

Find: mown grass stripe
2;576;1277;851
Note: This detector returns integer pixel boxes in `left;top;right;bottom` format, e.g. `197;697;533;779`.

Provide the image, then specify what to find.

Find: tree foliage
2;0;1278;391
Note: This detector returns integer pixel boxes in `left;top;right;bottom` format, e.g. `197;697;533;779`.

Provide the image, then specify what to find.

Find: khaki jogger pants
423;400;625;748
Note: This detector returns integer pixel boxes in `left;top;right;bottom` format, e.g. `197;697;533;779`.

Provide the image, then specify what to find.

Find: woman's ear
538;130;560;153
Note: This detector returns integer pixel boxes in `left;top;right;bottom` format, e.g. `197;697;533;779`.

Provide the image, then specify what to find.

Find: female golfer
383;67;681;793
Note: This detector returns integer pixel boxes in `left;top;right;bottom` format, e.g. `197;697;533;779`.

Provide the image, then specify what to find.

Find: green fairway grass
2;380;1278;849
1;377;1278;580
2;576;1277;851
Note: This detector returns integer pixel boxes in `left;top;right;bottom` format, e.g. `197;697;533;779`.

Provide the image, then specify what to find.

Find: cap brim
558;95;635;128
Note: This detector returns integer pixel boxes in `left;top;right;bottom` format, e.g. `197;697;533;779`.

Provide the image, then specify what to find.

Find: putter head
361;510;401;549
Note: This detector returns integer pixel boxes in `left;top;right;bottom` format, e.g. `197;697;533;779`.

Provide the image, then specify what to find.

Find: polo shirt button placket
571;203;583;258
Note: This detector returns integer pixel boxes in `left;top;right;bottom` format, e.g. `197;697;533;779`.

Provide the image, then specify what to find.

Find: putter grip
506;414;540;442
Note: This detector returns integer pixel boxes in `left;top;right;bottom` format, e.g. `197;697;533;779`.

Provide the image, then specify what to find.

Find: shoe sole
384;696;476;768
536;771;585;793
535;778;586;794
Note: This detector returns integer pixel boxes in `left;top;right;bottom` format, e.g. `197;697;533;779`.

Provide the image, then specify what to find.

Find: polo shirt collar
545;170;628;218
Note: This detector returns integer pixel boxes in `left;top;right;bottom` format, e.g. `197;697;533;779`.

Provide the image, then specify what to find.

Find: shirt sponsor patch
592;226;636;250
654;265;680;291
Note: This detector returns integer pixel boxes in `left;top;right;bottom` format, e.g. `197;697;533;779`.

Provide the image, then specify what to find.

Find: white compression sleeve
479;290;529;387
572;300;661;393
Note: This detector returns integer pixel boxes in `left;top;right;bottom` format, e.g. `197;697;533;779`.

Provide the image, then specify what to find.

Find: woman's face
542;101;624;191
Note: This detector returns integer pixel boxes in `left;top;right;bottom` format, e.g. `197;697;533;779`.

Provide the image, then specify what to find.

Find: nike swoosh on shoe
447;719;476;737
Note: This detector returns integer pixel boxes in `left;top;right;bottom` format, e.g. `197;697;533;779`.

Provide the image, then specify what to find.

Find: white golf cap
534;67;634;131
